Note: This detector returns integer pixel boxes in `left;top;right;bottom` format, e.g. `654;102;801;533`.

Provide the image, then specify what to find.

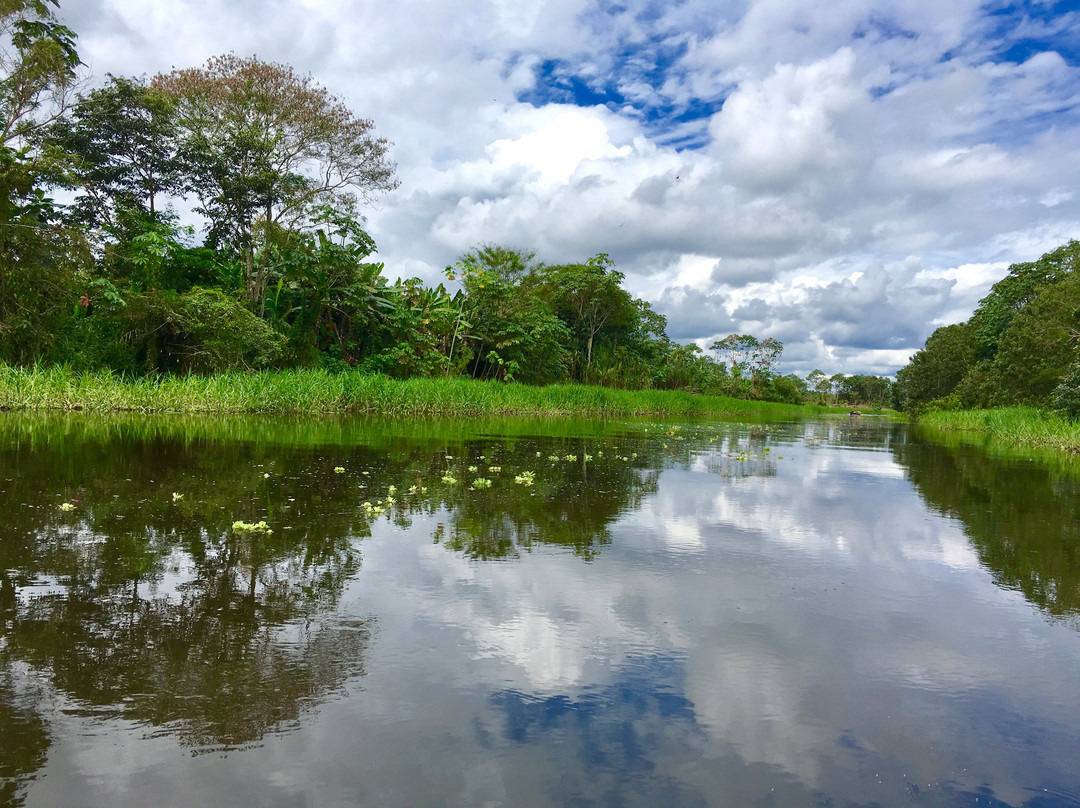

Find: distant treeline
0;0;895;407
895;240;1080;417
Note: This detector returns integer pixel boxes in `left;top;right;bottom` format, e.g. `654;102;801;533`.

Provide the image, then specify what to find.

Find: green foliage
968;240;1080;361
537;254;638;378
805;369;832;403
835;373;894;408
898;240;1080;416
47;74;183;227
448;246;571;384
0;0;89;364
769;373;809;405
56;287;283;374
170;287;285;372
895;323;974;411
982;271;1080;406
658;343;717;392
1051;363;1080;420
151;54;398;310
263;209;395;366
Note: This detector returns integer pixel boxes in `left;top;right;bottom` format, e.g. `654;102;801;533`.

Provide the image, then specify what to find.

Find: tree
968;240;1080;361
769;372;808;404
152;54;398;311
539;254;636;373
710;334;759;376
834;374;893;409
0;0;85;362
710;333;783;397
447;245;570;383
266;205;395;367
48;75;183;228
806;369;832;402
894;323;974;410
982;271;1080;406
0;0;79;152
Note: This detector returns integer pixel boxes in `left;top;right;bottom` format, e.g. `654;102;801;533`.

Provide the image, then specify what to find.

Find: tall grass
919;406;1080;454
0;365;862;419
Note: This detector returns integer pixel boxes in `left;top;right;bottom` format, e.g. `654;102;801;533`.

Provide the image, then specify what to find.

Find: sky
60;0;1080;376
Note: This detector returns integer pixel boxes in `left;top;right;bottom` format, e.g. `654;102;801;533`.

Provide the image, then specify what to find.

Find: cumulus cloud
66;0;1080;375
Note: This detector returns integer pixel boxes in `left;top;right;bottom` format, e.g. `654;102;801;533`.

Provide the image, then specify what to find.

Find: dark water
1;413;1079;808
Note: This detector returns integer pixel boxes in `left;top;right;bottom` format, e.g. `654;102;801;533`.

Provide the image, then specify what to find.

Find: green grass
0;364;865;419
918;405;1080;454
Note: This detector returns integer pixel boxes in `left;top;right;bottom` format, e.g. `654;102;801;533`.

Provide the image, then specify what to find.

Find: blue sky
65;0;1080;375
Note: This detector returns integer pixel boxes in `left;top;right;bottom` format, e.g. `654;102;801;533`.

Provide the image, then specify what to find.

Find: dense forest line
895;239;1080;417
0;1;899;407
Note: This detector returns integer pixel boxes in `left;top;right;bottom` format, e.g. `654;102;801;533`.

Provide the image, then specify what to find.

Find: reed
918;406;1080;454
0;365;862;419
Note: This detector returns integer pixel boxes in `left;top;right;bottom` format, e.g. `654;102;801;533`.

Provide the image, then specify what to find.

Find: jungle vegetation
895;239;1080;420
0;1;892;409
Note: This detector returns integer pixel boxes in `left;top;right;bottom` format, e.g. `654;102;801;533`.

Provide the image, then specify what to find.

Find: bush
172;288;285;372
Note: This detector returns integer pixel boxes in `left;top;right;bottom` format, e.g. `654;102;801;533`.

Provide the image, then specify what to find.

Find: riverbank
918;406;1080;454
0;365;864;418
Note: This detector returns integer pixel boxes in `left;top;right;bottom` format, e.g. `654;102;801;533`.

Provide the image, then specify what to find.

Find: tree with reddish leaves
152;54;398;313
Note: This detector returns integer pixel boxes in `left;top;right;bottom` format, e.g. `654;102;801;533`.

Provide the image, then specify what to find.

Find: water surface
1;414;1079;807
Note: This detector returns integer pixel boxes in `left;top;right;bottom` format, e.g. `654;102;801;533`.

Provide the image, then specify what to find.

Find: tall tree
152;54;398;311
48;75;183;228
539;254;635;372
0;0;84;361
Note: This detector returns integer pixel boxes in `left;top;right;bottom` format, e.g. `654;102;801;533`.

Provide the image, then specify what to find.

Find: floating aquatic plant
334;466;345;473
58;502;75;511
232;520;272;534
471;478;492;489
441;473;457;484
514;471;535;485
172;492;183;501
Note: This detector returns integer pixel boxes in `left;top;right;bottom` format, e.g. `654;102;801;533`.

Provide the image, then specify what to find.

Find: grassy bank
0;365;861;419
918;406;1080;454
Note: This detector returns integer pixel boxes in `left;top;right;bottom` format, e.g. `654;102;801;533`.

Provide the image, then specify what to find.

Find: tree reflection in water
894;431;1080;622
0;418;377;800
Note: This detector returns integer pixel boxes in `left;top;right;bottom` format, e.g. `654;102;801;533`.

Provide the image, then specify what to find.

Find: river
1;413;1078;807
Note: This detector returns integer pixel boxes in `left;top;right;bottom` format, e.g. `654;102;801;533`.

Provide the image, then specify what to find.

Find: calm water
1;413;1079;808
